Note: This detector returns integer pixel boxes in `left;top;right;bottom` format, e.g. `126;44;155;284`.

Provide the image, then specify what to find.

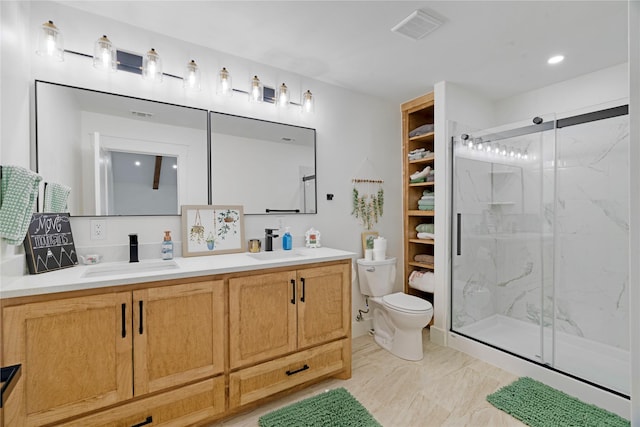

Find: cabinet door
2;292;133;426
297;263;351;348
229;271;297;369
133;280;224;395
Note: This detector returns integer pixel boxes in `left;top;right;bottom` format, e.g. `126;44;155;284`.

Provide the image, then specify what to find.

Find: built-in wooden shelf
409;155;435;164
409;181;435;187
408;261;434;269
409;131;435;142
408;210;434;217
409;238;435;245
402;92;436;312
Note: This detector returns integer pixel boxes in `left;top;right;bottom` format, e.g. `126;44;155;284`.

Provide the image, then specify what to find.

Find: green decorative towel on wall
0;166;43;245
487;377;630;427
259;388;381;427
43;182;71;213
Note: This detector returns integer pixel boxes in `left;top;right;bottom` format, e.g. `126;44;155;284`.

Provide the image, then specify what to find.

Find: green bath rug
259;387;381;427
487;377;630;427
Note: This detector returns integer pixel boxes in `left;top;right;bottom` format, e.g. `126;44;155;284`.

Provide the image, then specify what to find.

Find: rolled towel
417;232;435;240
414;254;435;264
418;205;434;211
408;270;435;293
0;165;43;245
416;223;434;233
418;199;434;206
43;182;71;213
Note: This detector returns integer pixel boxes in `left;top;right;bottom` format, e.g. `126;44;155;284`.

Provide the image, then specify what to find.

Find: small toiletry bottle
282;227;292;250
162;231;173;260
129;234;139;263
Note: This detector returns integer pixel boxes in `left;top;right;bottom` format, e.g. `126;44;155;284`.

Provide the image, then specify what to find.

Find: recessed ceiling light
135;161;141;166
547;55;564;65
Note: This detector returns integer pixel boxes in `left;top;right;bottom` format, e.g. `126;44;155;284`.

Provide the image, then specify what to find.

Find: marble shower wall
452;113;629;351
553;115;629;350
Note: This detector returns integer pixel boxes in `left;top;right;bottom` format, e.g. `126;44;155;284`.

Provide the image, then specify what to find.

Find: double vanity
1;248;353;426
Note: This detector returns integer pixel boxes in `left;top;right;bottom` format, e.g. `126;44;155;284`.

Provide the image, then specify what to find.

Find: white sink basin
82;260;179;278
246;250;305;261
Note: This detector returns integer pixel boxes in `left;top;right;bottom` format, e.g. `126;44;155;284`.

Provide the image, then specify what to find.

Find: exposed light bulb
276;83;289;108
142;48;162;82
249;75;263;102
37;20;64;61
93;35;116;71
183;59;200;90
217;67;233;96
302;90;314;113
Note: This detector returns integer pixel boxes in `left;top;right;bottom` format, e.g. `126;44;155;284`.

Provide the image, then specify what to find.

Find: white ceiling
58;1;628;104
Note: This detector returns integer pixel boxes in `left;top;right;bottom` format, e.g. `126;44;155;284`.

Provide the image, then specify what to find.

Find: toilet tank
356;257;397;297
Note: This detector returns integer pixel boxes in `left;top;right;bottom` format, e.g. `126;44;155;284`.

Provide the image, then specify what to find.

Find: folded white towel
408;270;435;293
417;232;435;240
410;166;431;181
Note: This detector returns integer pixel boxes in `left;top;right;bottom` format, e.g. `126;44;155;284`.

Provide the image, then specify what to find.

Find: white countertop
1;247;356;300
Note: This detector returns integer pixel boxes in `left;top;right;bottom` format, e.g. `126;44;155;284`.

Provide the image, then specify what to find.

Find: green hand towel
43;182;71;213
418;205;434;211
416;223;435;233
410;177;426;184
0;166;43;245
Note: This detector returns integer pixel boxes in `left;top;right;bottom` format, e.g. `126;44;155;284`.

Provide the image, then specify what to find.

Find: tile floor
211;330;527;426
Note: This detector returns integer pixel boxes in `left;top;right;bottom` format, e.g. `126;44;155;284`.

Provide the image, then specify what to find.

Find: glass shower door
451;116;555;364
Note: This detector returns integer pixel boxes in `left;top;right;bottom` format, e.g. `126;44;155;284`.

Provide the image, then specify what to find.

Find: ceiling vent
130;110;153;118
391;10;443;41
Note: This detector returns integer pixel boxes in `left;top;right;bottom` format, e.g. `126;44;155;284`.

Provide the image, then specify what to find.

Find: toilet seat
382;292;433;314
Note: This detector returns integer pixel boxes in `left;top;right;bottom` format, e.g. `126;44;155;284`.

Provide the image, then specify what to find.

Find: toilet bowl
357;258;433;361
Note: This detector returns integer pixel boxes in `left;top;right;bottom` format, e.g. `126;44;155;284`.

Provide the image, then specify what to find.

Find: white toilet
357;257;433;361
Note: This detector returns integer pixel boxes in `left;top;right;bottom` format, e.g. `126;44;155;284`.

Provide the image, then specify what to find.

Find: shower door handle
456;213;462;256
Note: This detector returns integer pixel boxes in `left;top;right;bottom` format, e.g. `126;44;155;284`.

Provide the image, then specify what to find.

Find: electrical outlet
90;219;106;240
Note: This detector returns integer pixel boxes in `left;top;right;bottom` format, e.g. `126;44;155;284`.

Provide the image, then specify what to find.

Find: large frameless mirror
35;80;209;216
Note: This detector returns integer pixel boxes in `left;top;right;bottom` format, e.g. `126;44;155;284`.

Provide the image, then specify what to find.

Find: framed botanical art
181;205;245;257
361;231;379;254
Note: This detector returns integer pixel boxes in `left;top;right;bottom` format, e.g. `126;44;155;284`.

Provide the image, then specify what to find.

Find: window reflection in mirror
210;112;317;215
35;81;209;216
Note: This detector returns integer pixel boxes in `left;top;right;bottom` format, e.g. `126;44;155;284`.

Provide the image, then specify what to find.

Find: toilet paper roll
365;249;373;261
373;248;386;261
373;237;387;252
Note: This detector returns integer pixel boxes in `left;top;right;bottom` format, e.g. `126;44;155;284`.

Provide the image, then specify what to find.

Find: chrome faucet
265;228;279;252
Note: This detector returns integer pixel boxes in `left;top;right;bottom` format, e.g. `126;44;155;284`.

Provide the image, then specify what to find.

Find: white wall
628;1;639;424
0;1;400;338
494;63;628;123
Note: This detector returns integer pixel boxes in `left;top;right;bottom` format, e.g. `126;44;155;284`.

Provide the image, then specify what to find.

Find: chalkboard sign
23;213;78;274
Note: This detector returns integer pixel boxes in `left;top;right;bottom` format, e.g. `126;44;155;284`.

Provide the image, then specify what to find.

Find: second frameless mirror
210;112;317;215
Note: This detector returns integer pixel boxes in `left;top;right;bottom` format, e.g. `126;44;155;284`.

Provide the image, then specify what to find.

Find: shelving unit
401;92;435;311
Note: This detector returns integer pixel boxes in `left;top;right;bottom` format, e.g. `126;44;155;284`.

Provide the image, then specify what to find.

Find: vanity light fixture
217;67;233;96
547;55;564;65
93;35;116;71
302;90;314;113
183;59;201;90
249;75;263;103
142;48;163;82
276;83;289;108
37;20;64;61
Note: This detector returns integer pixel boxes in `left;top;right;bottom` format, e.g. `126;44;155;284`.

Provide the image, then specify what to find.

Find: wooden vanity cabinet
228;262;351;409
2;280;225;427
1;259;352;426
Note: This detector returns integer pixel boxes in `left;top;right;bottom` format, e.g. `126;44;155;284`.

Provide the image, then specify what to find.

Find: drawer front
229;340;347;408
58;377;225;427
